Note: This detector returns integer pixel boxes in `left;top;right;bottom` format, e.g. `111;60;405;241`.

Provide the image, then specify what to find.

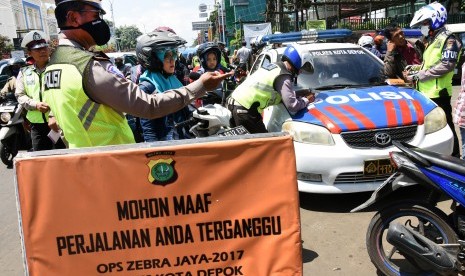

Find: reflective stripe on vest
43;46;134;148
418;30;459;98
22;66;48;123
232;64;285;113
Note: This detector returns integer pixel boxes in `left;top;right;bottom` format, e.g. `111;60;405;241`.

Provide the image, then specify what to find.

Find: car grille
340;125;417;149
334;172;392;184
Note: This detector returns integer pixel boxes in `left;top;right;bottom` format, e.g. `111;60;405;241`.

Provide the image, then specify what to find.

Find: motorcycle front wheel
0;140;17;167
366;201;458;276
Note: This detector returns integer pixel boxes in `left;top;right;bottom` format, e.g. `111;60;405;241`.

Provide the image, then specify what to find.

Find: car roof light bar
260;29;352;44
401;29;422;37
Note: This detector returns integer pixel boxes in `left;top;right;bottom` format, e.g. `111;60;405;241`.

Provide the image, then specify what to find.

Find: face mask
420;25;430;37
61;18;111;46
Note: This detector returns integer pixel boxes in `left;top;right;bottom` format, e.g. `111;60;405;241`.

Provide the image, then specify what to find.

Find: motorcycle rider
42;0;231;149
114;56;131;77
406;1;462;157
0;58;25;101
358;35;382;59
193;42;232;105
217;41;229;68
227;45;315;133
136;30;191;141
15;30;65;151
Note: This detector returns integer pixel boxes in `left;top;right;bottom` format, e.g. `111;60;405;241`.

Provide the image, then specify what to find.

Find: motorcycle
0;94;31;167
175;103;248;138
352;140;465;276
189;66;239;107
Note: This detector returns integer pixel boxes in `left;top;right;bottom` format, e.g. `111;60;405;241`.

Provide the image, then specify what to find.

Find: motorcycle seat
412;147;465;176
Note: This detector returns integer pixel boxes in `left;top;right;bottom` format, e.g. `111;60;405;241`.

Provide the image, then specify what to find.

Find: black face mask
61;18;111;46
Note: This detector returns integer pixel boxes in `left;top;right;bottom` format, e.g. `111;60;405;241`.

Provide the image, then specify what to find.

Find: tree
0;35;13;58
115;25;142;51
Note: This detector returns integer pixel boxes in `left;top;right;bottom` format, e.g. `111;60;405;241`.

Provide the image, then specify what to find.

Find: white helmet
21;30;48;49
410;2;447;30
358;35;374;47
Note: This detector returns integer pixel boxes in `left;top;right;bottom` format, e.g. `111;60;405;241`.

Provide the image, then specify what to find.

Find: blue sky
101;0;216;46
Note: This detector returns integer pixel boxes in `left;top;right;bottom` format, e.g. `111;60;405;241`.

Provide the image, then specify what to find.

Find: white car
254;39;453;194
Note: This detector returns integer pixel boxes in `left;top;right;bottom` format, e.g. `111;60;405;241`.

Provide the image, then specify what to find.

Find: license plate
217;126;249;136
364;158;396;176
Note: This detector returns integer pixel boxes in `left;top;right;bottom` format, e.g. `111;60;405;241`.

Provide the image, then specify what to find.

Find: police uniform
16;65;66;151
42;36;208;148
227;61;309;133
16;29;66;151
416;27;463;157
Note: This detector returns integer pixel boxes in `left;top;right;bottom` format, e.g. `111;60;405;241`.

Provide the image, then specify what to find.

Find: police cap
21;30;49;50
55;0;106;14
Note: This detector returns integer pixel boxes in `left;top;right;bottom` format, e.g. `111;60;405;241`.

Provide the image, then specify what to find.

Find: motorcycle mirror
189;72;201;81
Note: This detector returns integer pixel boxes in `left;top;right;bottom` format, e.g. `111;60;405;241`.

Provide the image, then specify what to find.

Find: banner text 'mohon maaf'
116;193;213;220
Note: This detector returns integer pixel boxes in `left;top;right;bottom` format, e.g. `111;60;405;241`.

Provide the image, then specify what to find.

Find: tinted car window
297;48;384;90
250;54;264;75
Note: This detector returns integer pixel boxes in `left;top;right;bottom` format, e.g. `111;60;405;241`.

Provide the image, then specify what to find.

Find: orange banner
14;134;302;276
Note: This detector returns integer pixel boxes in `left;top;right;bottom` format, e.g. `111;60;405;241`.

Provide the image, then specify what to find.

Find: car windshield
296;48;384;91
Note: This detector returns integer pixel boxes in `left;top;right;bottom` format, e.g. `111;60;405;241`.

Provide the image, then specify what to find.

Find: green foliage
115;25;142;51
229;29;242;50
0;35;13;56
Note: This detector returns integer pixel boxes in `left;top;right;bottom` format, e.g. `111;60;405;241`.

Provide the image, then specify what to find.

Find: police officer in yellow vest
227;45;315;133
15;30;65;151
42;0;231;149
406;2;463;157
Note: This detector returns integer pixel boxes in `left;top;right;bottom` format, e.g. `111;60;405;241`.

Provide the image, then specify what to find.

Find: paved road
0;86;461;276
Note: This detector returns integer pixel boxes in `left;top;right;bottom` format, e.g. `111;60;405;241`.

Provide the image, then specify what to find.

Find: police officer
407;2;462;157
43;0;231;149
227;45;315;133
217;41;229;68
0;58;25;101
15;30;65;151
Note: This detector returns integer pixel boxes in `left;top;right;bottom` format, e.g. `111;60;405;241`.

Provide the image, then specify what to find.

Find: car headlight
282;121;335;145
424;107;447;134
0;112;11;123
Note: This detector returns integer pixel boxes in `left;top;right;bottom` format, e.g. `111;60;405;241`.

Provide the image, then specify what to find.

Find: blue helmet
282;45;302;71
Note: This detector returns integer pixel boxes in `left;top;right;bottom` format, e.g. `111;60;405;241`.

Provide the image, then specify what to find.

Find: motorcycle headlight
424;107;447;134
0;112;11;123
282;121;335;145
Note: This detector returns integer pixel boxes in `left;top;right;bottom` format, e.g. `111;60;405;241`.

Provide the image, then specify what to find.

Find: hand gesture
387;40;396;52
48;116;60;132
36;102;50;113
305;92;316;103
199;71;234;91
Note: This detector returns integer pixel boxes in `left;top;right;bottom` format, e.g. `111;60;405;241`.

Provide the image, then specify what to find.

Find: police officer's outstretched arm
84;60;232;119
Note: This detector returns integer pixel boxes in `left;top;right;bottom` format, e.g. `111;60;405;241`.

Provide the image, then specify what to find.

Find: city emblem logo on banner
147;158;177;185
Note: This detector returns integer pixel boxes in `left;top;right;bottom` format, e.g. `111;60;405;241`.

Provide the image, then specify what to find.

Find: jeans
460;127;465;160
140;107;193;142
431;95;460;157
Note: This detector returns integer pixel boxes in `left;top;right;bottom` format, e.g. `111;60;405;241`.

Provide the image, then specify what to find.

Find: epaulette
92;51;110;61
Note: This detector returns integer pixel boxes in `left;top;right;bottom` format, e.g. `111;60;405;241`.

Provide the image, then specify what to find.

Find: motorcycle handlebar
174;117;197;129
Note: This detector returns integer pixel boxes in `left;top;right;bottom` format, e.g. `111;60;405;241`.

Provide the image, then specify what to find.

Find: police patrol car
253;29;453;194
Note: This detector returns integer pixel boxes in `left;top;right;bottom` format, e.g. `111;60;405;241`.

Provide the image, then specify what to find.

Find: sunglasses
79;9;105;19
156;49;178;62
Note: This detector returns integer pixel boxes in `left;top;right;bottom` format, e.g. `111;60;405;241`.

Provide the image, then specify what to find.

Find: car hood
292;85;437;133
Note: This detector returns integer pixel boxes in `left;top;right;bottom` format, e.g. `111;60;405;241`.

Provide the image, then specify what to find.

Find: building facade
0;0;57;48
